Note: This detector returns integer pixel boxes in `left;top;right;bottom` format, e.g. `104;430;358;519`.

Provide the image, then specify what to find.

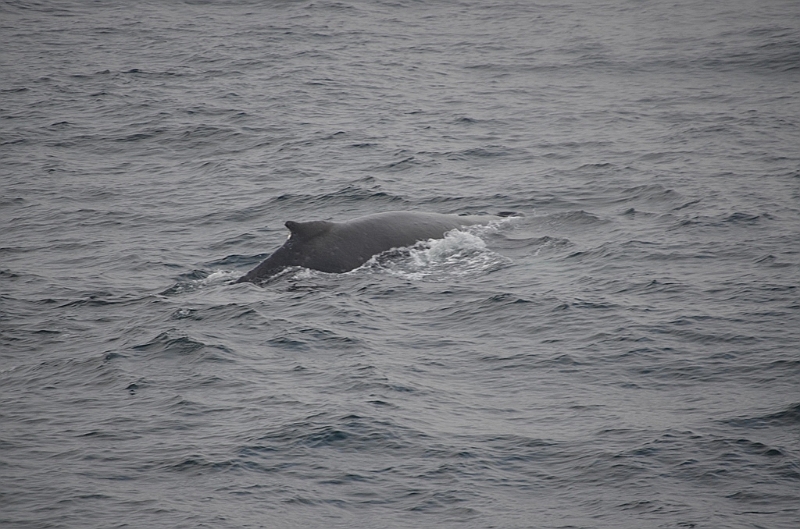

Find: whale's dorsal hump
285;220;333;240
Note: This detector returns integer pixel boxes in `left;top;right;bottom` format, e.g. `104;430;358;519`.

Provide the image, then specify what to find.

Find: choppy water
2;1;800;528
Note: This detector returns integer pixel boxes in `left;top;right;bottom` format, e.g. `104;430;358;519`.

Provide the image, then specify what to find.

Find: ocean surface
2;1;799;527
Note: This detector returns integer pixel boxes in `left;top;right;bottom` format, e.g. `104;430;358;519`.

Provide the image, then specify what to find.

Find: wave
724;403;800;429
131;330;234;363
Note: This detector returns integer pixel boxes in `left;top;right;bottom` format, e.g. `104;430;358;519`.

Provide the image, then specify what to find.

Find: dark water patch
0;269;21;279
620;184;683;204
586;429;799;498
616;499;670;515
206;253;266;268
301;423;402;451
619;207;658;218
653;321;763;347
268;318;363;351
156;392;232;416
575;161;616;171
0;137;29;147
375;154;425;172
612;277;687;295
206;305;261;322
538;210;609;229
571;299;619;311
57;291;129;308
627;350;793;386
125;379;145;395
245;414;421;454
564;242;617;262
166;455;241;474
0;86;29;93
112;128;168;143
178;124;239;141
754;254;796;268
724;403;800;429
270;185;409;210
405;292;536;331
672;198;704;211
486;292;532;305
0;353;123;393
132;332;204;355
417;194;545;216
296;326;362;348
674;211;774;231
726;212;772;224
266;334;310;351
447;145;530;160
131;331;234;363
701;34;800;73
475;435;558;472
404;494;481;518
536;353;582;369
477;350;541;371
333;366;420;395
637;248;718;262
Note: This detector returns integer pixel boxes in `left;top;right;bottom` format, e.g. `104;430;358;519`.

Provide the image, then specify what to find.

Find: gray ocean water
2;1;799;528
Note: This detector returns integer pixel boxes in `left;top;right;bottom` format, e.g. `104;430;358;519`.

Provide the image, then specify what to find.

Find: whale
234;211;501;284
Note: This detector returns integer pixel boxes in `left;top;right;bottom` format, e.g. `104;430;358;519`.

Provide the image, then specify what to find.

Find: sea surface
2;1;799;528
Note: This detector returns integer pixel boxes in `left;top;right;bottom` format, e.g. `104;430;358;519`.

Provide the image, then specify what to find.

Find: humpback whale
235;211;501;284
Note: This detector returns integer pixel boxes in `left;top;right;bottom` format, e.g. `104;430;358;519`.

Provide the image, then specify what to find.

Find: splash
161;269;240;295
368;228;512;281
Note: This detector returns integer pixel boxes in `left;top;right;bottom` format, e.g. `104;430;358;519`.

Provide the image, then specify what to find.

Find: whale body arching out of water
234;211;502;284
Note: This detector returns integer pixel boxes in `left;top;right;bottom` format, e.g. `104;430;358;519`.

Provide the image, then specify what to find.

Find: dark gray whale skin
235;211;500;284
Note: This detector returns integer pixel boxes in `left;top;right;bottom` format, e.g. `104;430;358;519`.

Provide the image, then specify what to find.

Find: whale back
236;211;500;283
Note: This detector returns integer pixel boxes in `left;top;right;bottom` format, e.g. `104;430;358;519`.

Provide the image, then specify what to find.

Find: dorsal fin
285;220;333;240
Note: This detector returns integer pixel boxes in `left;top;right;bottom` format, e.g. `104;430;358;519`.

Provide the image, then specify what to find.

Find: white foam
206;270;239;284
367;228;512;281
